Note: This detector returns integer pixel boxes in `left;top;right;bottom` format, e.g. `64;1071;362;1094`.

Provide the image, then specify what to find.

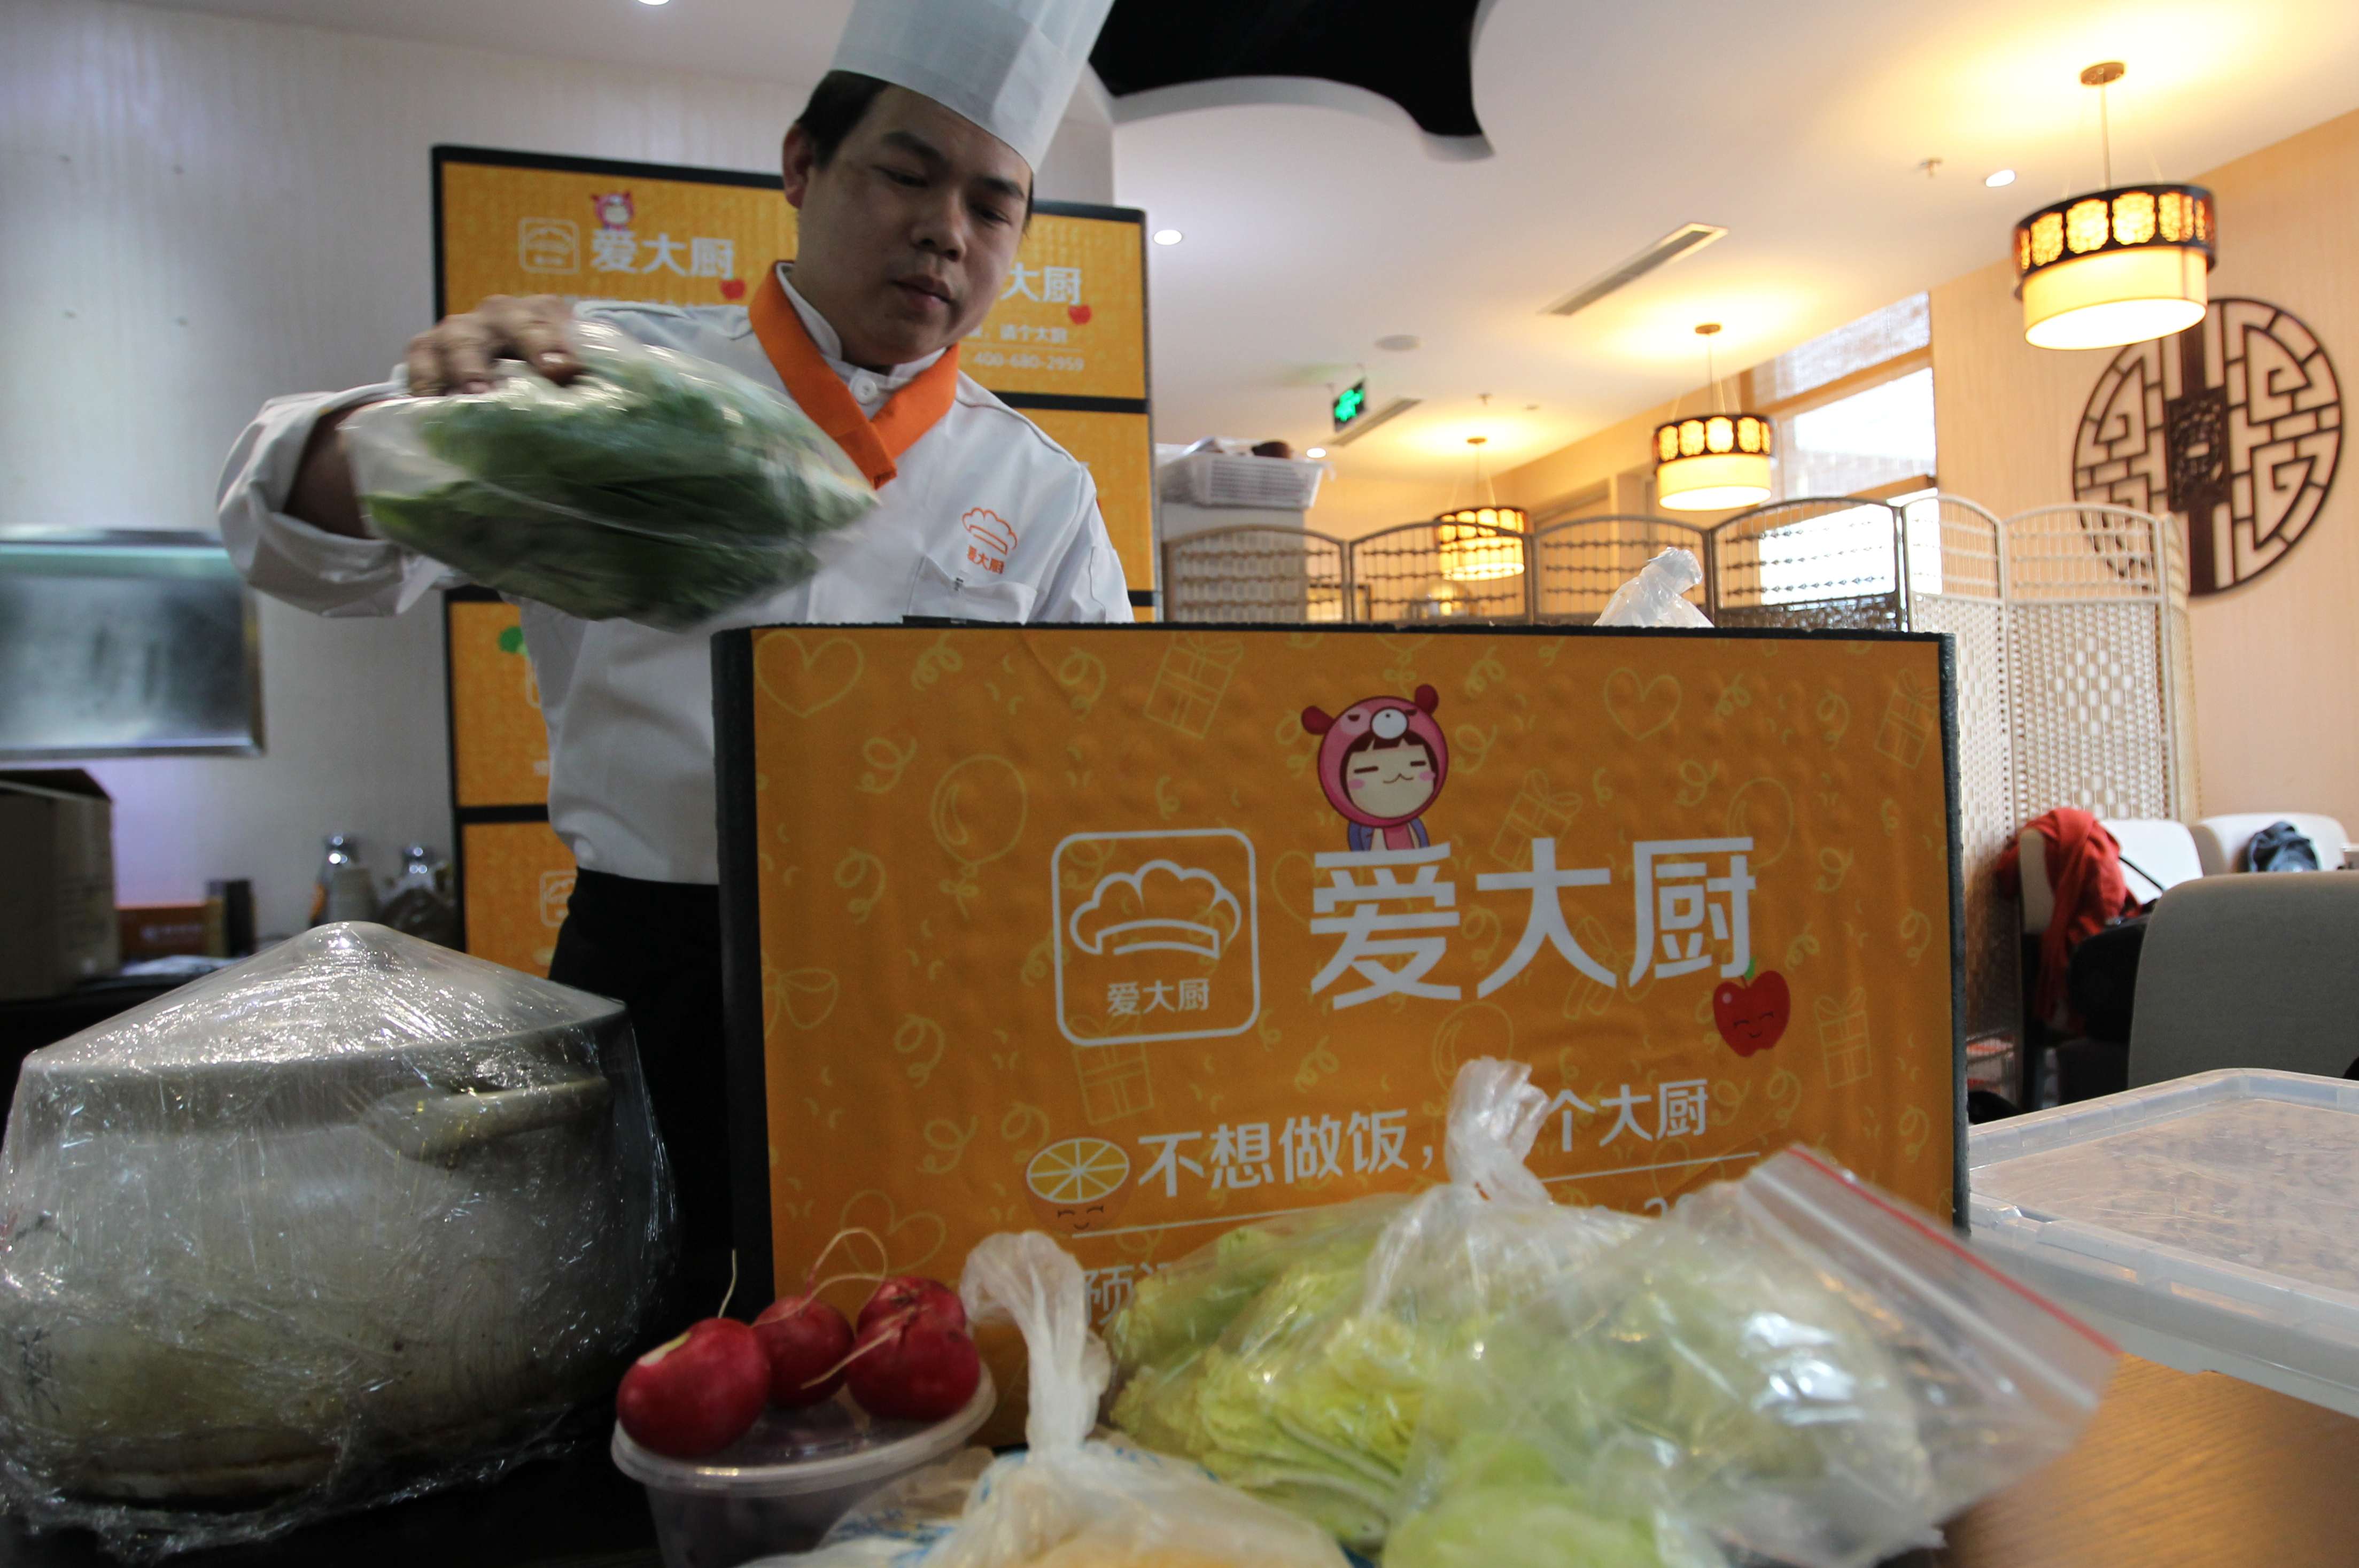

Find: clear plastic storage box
1970;1069;2359;1416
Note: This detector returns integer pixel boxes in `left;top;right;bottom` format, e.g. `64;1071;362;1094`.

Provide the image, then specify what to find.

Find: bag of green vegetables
343;321;875;630
1387;1147;2119;1568
1105;1058;1643;1552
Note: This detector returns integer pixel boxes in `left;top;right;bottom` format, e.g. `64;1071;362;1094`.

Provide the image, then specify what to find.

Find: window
1753;293;1929;405
1780;367;1936;500
1746;296;1938;605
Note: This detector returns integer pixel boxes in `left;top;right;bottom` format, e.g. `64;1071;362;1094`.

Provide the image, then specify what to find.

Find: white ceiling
139;0;2359;507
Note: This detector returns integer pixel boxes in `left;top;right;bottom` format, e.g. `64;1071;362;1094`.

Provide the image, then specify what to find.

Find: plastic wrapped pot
0;923;674;1558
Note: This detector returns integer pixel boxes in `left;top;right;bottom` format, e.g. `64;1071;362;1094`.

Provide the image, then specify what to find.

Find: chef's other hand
405;294;582;395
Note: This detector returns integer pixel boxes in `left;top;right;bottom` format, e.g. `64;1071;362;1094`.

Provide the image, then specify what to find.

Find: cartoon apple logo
1713;966;1790;1057
719;278;747;301
1067;304;1092;325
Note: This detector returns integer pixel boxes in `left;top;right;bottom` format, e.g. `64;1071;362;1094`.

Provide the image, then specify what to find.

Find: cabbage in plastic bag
345;320;875;630
765;1232;1347;1568
1105;1060;1642;1550
1392;1148;2117;1568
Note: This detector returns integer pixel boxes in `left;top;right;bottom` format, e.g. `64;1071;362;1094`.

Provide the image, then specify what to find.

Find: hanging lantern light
1654;323;1773;511
2014;62;2214;350
1432;429;1528;581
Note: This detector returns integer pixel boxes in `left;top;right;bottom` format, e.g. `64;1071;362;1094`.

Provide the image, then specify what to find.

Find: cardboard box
118;900;225;961
0;771;120;1000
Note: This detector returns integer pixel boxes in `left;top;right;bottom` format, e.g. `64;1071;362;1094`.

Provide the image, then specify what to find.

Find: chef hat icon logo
963;508;1017;557
1068;861;1243;960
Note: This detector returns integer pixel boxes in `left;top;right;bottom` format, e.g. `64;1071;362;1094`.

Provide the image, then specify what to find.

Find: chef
216;0;1126;1301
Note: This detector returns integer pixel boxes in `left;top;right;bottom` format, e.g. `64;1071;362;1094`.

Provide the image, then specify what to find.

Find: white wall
3;0;1113;939
1929;106;2359;834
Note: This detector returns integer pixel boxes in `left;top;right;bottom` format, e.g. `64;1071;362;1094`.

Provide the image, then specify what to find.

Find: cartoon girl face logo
592;191;635;229
1301;684;1449;851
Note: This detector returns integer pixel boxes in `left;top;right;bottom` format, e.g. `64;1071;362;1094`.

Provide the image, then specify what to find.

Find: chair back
2127;872;2359;1088
2101;818;2205;904
2192;812;2352;874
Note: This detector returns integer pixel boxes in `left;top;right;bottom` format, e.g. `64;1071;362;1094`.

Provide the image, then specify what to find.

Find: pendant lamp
1433;425;1527;581
2014;62;2214;351
1654;324;1773;512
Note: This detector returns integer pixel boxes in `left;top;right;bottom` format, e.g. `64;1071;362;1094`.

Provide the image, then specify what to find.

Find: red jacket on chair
1996;808;2141;1024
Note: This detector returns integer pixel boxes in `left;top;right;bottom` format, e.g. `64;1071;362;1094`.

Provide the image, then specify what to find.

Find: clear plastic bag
1595;546;1712;628
1390;1148;2118;1568
0;923;674;1561
1105;1059;1643;1551
343;320;876;631
767;1232;1347;1568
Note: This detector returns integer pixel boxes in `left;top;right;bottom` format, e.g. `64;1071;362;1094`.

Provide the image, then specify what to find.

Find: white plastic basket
1158;451;1324;510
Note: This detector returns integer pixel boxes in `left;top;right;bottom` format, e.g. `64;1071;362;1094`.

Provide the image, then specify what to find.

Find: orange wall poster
460;818;577;979
1016;409;1154;592
436;146;1155;596
435;147;1148;402
715;624;1964;1333
446;597;550;808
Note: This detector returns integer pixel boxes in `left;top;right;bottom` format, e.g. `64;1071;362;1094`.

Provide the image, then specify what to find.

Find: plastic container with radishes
611;1365;994;1567
611;1232;996;1566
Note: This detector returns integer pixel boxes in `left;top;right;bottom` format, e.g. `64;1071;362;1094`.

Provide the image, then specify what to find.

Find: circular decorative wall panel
2073;297;2340;594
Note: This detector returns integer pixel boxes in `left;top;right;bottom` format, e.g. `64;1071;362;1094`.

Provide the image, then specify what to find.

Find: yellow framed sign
715;624;1965;1328
458;817;576;979
433;146;1157;600
445;596;550;809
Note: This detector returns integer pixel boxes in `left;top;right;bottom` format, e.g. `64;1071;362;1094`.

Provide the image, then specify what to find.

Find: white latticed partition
1156;525;1352;624
1998;505;2196;824
1904;498;2017;1063
1160;496;2195;1077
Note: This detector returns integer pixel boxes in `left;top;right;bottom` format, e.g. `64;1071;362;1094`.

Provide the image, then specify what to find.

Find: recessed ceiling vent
1540;223;1729;317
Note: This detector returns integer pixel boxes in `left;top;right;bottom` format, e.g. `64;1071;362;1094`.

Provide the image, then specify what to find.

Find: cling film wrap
1103;1059;1644;1551
766;1231;1347;1568
0;923;674;1561
1387;1148;2119;1568
344;320;875;631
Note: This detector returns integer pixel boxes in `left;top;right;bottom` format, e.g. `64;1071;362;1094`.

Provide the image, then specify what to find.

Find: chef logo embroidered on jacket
962;508;1017;575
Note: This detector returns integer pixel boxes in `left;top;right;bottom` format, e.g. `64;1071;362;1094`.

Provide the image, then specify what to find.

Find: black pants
549;868;734;1311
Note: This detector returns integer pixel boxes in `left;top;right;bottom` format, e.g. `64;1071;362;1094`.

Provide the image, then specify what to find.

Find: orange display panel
460;818;577;979
1019;409;1154;592
447;599;551;808
437;149;1146;400
717;625;1962;1325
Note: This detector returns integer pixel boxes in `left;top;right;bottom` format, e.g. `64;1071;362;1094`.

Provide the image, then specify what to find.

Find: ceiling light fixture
1433;408;1527;581
2012;61;2213;351
1305;447;1327;460
1654;324;1773;512
1152;228;1183;246
1985;168;2017;188
637;0;669;7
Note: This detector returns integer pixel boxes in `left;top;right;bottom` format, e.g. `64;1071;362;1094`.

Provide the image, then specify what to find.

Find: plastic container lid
611;1366;994;1496
1970;1069;2359;1415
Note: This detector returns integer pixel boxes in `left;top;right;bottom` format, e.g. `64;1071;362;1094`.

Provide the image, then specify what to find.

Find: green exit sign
1332;379;1368;432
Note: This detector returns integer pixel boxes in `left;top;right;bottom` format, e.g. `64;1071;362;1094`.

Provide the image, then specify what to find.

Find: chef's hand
404;293;583;395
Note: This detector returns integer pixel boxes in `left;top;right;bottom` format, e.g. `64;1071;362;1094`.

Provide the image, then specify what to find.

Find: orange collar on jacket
748;268;961;490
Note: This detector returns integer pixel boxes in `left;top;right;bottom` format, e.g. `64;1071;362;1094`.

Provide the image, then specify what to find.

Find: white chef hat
829;0;1115;174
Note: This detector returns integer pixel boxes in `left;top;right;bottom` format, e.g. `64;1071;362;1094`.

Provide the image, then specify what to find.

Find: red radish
844;1309;982;1423
616;1318;769;1457
857;1275;964;1337
752;1294;856;1408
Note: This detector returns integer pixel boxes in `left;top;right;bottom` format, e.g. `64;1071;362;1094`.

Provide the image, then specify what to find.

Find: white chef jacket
216;269;1132;885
